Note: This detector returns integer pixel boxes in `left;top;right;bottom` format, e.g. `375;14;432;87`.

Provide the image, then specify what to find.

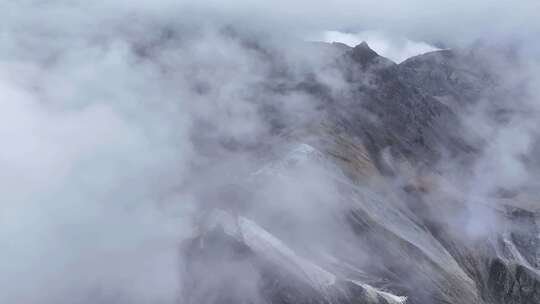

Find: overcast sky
4;1;540;48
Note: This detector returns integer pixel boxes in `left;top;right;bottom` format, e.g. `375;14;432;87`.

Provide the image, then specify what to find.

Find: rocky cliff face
181;42;540;304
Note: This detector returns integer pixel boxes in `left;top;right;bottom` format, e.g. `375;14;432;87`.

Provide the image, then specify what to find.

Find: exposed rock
182;41;539;304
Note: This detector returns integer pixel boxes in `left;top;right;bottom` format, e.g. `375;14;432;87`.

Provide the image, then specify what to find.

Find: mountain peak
350;41;383;67
357;41;370;48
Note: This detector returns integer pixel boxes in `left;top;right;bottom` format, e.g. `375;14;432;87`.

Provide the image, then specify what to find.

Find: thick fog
0;5;330;302
1;1;540;303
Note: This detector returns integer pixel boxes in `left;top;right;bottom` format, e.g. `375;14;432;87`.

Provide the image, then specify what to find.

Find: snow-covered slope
194;207;407;304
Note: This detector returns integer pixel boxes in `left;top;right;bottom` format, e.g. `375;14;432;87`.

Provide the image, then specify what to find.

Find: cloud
4;1;540;49
0;6;330;303
1;1;540;303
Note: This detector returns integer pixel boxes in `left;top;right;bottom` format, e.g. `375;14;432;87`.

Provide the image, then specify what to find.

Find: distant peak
353;41;377;54
358;41;370;48
350;41;381;66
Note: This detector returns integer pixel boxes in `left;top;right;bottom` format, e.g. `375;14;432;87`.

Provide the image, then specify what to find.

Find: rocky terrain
181;41;540;304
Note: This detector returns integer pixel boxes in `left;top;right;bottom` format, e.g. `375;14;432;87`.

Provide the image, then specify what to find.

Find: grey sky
4;1;540;48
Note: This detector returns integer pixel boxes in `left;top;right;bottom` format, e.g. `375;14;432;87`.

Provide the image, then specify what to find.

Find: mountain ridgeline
182;41;540;304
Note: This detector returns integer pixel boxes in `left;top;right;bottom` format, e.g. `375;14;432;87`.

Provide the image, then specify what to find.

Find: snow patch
253;143;325;177
239;217;336;287
352;281;407;304
205;209;336;288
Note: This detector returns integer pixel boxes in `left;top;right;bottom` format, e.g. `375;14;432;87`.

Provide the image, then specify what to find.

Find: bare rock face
481;208;540;304
349;41;395;69
487;259;540;304
398;50;493;104
182;41;540;304
324;42;476;170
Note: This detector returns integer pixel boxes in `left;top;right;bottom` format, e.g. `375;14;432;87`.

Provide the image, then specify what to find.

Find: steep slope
183;208;407;304
181;42;540;304
314;42;478;170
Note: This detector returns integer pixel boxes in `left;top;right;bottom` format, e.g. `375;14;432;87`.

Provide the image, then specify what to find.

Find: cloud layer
1;1;540;303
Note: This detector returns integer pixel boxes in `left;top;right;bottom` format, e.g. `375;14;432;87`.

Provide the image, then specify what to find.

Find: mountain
181;42;540;304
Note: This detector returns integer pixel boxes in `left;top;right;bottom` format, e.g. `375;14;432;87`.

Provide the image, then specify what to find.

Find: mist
1;1;540;304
